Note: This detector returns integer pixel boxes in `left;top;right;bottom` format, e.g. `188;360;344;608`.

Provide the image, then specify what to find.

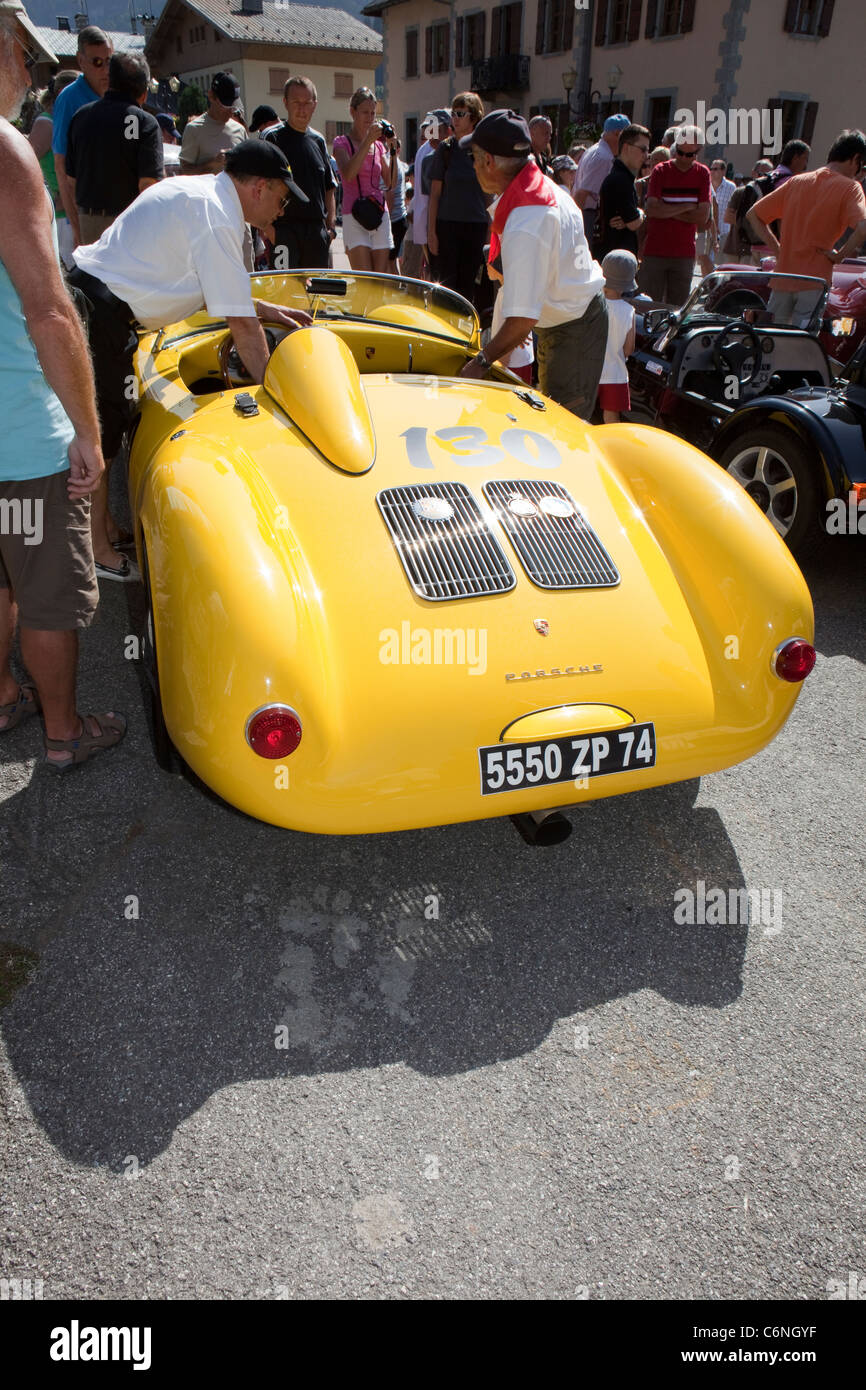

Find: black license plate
478;722;656;796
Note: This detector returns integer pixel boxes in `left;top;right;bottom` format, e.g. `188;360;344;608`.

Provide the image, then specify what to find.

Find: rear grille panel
482;480;620;590
377;482;516;601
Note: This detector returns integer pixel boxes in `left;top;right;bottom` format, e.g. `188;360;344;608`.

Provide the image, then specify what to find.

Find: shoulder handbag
346;136;384;230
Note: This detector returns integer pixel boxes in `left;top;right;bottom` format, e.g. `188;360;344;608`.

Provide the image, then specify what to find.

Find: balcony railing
471;55;530;94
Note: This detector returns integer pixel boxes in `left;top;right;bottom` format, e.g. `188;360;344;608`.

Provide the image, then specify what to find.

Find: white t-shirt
497;180;604;329
600;296;635;385
413;139;433;245
72;172;255;329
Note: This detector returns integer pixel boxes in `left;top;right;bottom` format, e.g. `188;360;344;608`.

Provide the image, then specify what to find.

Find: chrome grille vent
482;480;619;590
377;482;516;601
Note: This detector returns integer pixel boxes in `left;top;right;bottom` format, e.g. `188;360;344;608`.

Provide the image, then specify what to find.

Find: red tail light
772;638;816;682
246;705;302;758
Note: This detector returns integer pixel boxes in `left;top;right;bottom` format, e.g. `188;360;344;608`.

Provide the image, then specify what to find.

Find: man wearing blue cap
459;110;607;420
574;113;631;245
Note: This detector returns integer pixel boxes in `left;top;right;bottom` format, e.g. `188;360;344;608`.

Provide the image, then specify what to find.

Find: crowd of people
2;0;866;778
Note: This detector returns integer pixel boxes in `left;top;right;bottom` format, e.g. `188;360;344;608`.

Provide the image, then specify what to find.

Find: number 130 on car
479;723;656;795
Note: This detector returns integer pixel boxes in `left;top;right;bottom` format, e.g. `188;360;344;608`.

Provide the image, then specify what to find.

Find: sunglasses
627;142;650;154
451;109;470;118
12;32;39;71
83;54;109;67
676;148;700;158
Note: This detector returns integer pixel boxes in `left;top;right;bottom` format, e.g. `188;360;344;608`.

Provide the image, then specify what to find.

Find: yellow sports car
130;271;815;843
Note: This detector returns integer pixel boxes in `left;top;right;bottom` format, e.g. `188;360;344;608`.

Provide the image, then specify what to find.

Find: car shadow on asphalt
0;735;752;1169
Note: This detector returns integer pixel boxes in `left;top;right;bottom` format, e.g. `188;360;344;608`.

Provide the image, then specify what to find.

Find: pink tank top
334;134;385;214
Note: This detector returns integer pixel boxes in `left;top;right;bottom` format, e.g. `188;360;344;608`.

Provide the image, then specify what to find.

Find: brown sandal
0;684;41;733
44;711;127;772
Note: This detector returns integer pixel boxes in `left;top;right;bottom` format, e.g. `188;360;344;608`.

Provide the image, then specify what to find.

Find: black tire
140;541;181;773
715;424;822;555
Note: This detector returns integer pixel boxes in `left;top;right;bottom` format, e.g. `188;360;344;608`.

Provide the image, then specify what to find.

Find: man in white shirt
573;113;631;245
68;140;312;577
459;110;607;419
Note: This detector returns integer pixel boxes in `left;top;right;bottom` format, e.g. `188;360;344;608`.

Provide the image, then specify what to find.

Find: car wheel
716;425;821;554
140;541;181;773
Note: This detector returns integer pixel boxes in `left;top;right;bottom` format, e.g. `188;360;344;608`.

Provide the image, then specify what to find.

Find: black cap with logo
459;109;532;157
211;71;241;108
224;139;310;205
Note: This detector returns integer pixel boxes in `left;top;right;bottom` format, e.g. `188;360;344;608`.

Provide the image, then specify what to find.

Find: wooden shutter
680;0;696;32
801;100;818;144
456;15;464;65
595;0;608;45
425;25;432;73
442;22;450;71
817;0;835;36
536;0;546;54
477;13;486;58
627;0;642;41
782;0;799;31
562;0;574;50
645;0;658;39
491;5;502;55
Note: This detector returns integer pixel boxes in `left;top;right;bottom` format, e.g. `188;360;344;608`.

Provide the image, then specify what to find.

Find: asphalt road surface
0;517;863;1302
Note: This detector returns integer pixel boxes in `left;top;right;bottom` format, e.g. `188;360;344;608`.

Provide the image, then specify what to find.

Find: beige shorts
0;470;98;630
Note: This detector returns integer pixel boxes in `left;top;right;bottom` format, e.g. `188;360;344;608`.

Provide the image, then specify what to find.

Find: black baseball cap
459;109;532;157
224;140;309;204
211;71;240;107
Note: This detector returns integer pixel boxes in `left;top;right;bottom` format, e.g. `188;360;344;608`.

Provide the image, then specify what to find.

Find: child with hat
598;249;637;422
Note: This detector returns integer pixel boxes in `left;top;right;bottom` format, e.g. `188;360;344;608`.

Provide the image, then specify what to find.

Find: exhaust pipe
510;808;572;846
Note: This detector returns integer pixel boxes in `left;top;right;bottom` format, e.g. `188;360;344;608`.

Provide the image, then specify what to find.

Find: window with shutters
326;120;353;144
769;97;818;149
644;0;695;38
491;2;523;56
334;72;354;97
426;19;450;74
536;0;573;53
405;27;419;78
659;0;683;35
595;0;641;45
457;12;486;65
405;115;419;162
269;67;290;95
783;0;833;36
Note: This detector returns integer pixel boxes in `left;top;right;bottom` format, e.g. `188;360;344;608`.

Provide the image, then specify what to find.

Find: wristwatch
476;349;491;369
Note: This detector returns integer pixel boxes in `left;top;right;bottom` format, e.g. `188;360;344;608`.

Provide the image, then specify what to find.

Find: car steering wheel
712;321;763;386
218;329;278;387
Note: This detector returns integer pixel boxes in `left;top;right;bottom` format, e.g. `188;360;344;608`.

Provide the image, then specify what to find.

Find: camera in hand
379;119;395;141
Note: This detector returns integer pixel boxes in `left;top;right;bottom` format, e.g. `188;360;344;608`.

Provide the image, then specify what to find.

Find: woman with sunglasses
333;86;396;272
425;93;489;304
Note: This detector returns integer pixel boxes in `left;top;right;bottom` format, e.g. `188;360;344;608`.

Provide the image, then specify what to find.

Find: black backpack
736;173;776;244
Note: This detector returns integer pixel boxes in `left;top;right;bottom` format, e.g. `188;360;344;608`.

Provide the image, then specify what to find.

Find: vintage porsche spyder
129;271;815;842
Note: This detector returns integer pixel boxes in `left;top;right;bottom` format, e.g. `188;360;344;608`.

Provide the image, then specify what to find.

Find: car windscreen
677;271;829;334
249;270;480;345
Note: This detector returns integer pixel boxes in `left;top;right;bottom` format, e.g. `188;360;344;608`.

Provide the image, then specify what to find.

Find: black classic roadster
626;270;866;551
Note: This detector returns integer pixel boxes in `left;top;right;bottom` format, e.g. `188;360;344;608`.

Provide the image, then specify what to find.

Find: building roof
149;1;382;55
30;26;147;63
360;1;405;14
